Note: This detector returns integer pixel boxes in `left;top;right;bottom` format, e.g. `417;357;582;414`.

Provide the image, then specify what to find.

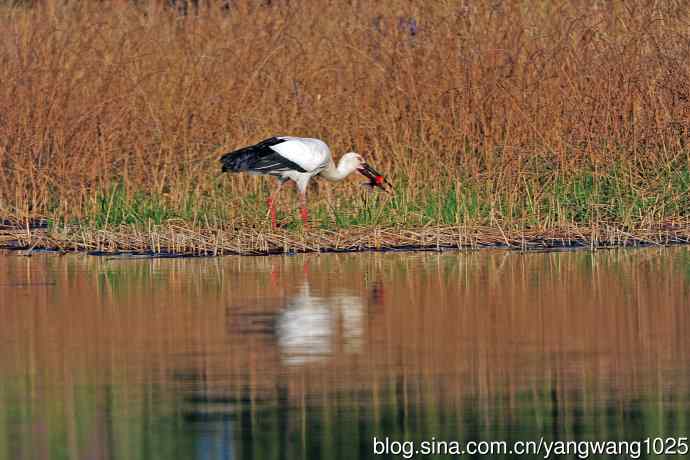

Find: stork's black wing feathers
220;137;307;174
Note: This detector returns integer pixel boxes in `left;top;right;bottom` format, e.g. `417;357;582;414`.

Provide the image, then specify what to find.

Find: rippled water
1;248;690;459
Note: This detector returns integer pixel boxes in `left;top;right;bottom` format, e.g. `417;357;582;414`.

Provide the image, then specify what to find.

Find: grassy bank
1;1;689;253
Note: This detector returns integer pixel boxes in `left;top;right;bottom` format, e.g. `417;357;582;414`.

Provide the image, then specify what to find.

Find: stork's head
341;152;390;191
340;152;366;171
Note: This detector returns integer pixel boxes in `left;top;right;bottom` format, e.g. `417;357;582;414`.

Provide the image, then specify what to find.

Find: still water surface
1;248;690;459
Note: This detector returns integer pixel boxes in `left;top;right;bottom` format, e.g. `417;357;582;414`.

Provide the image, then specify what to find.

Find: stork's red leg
266;197;277;228
299;193;309;227
267;181;284;229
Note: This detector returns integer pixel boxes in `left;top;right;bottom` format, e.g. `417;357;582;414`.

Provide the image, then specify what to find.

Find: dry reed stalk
2;223;689;256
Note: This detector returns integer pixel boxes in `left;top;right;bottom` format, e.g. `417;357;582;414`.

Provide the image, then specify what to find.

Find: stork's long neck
320;158;356;182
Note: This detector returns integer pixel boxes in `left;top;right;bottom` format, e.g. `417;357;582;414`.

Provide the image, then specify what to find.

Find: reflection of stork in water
276;282;365;366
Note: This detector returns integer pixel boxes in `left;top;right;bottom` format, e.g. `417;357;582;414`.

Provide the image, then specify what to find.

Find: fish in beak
358;162;391;192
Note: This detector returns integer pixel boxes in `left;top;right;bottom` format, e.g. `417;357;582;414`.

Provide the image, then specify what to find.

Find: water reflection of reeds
1;248;689;458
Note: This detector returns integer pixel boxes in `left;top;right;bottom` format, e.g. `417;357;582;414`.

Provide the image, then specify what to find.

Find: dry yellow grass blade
2;222;689;256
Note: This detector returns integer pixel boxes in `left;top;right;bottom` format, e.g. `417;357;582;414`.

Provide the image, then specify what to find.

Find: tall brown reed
0;0;688;228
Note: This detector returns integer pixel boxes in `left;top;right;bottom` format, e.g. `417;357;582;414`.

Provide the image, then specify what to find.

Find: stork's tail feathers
220;149;252;172
220;137;287;173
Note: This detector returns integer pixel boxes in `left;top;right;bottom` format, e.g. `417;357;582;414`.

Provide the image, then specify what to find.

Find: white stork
220;136;389;227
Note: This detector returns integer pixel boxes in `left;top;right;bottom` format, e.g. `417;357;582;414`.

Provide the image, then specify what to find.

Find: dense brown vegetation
1;0;689;252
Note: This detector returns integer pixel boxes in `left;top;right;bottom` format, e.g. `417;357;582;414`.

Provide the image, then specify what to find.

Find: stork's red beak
358;163;391;192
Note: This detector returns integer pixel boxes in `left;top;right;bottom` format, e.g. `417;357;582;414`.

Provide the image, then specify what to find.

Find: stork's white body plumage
257;136;331;192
